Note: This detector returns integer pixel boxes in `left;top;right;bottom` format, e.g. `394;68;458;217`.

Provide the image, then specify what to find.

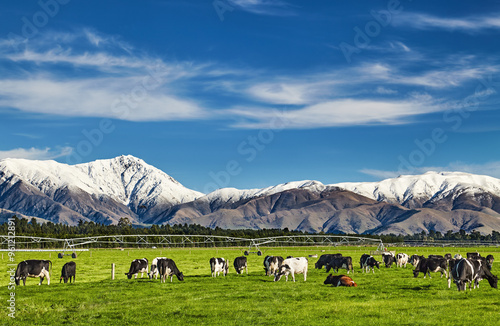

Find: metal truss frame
1;234;384;251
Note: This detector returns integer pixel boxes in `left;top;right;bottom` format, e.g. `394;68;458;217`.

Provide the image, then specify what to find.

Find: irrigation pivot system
1;234;386;257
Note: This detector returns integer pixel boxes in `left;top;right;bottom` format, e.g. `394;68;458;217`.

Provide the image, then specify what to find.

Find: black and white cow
409;254;421;267
125;258;148;279
149;257;167;279
210;257;229;277
449;258;498;291
264;255;284;276
467;252;481;259
15;260;52;286
360;254;370;269
361;256;380;273
315;254;342;269
412;256;448;278
396;253;409;268
383;252;396;268
274;257;308;282
325;257;354;274
233;256;248;275
324;274;358;287
60;261;76;284
157;258;184;283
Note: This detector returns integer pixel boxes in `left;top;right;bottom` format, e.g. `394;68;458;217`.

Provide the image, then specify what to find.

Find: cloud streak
228;0;295;16
0;147;73;161
394;12;500;32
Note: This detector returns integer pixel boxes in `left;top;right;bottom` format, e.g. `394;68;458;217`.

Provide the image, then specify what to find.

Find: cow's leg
46;271;50;285
39;276;43;285
23;277;26;286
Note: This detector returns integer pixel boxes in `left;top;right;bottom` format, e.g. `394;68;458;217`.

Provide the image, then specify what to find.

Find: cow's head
274;265;289;282
125;273;133;280
412;269;420;278
14;276;20;286
176;272;184;282
314;262;321;269
486;273;498;289
324;274;334;285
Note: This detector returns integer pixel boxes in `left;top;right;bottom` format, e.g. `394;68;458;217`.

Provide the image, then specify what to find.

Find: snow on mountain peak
0;155;202;207
333;171;500;204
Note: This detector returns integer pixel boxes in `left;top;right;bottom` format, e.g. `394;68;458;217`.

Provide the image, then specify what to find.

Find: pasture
2;246;499;325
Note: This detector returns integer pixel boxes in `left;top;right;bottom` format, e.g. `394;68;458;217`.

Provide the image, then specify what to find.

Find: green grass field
2;246;499;325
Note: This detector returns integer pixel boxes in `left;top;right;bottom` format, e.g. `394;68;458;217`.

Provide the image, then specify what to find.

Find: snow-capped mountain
334;171;500;208
1;155;500;235
0;155;202;224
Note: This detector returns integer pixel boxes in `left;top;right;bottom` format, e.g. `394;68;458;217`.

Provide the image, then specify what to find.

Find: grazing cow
360;254;370;269
409;254;421;267
157;258;184;283
324;274;358;287
449;258;498;291
326;257;354;274
274;257;308;282
60;261;76;284
315;254;342;269
15;260;52;286
264;255;284;276
396;253;409;268
467;252;481;259
383;253;396;268
149;257;167;279
470;255;495;271
233;256;248;275
413;256;448;278
361;256;380;273
125;258;148;279
210;257;229;277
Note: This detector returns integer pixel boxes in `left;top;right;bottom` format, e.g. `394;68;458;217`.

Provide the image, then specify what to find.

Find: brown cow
324;274;358;287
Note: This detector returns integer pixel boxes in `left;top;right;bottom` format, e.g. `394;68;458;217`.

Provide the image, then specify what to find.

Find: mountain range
1;155;500;235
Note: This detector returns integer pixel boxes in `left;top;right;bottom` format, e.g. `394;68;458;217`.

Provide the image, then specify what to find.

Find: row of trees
1;216;500;243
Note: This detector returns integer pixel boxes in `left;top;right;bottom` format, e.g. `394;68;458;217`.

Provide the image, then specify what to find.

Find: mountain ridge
1;155;500;235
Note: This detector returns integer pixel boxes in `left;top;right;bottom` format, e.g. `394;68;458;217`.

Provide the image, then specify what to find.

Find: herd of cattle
12;251;497;292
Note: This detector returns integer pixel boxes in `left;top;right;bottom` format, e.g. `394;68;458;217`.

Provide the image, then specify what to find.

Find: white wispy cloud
228;0;295;16
394;12;500;32
0;28;498;128
0;147;73;161
228;97;439;129
0;77;207;121
361;161;500;180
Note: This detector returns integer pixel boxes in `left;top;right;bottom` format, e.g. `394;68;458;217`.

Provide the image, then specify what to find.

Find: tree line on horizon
1;216;500;246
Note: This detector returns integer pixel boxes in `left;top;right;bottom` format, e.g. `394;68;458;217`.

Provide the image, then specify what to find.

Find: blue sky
1;0;500;193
